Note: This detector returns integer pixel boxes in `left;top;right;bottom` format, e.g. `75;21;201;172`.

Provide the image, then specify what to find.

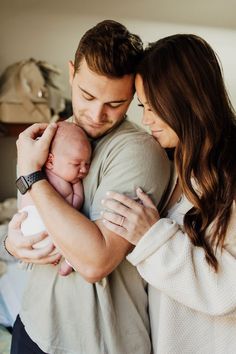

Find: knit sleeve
127;216;236;316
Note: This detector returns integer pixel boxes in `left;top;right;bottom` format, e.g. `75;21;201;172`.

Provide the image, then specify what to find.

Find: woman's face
135;74;179;149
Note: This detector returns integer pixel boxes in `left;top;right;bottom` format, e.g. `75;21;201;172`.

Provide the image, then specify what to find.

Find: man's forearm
29;180;130;281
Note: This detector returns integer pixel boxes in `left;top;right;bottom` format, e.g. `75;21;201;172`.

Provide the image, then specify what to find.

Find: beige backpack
0;58;64;123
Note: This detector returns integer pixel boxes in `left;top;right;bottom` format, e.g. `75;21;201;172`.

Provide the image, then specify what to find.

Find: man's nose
90;102;106;123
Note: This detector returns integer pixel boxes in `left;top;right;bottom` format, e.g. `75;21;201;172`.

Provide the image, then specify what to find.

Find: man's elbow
74;264;112;283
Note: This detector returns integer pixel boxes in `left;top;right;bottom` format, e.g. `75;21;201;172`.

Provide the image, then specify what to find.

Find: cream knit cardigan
127;193;236;354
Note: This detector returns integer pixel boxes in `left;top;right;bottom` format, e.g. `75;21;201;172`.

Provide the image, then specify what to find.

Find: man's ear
45;153;54;170
68;60;75;86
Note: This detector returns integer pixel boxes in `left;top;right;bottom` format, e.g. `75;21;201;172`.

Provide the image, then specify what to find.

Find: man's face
69;59;134;138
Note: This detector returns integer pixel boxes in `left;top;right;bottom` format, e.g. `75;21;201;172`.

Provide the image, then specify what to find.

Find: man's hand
16;123;58;175
6;212;61;264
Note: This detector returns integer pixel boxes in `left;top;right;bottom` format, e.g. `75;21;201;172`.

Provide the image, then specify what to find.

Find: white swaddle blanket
20;205;58;253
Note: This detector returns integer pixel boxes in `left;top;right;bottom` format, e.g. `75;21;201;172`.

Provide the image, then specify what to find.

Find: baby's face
52;146;91;183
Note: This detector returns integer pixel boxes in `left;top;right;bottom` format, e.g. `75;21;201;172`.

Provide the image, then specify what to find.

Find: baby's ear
45;153;54;170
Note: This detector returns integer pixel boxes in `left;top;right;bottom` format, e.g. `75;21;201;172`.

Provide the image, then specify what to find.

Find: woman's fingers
102;210;127;227
136;187;157;209
102;198;130;217
101;190;160;245
102;218;139;245
102;219;129;239
105;191;141;210
105;189;157;211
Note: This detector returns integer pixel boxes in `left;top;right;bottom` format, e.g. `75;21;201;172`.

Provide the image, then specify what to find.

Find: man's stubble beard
73;112;127;139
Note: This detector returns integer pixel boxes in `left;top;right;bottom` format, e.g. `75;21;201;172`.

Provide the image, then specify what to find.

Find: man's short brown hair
74;20;143;78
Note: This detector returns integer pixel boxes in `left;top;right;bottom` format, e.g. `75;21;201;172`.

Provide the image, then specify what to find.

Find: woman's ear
68;60;75;86
45;153;54;170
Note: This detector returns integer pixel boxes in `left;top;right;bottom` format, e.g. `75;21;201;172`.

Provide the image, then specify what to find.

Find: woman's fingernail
137;187;143;193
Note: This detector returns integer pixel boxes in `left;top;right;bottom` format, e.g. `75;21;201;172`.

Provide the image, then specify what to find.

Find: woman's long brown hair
138;34;236;270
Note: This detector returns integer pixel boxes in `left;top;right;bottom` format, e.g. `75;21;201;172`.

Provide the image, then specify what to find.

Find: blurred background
0;2;235;351
0;0;236;201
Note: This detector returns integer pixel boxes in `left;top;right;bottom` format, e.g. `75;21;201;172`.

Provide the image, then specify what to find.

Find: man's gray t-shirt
20;120;171;354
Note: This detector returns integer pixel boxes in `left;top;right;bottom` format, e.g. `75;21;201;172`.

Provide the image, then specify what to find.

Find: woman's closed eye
138;103;152;112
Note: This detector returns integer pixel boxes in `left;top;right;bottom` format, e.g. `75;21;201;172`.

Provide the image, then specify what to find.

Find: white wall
0;9;236;125
0;9;236;200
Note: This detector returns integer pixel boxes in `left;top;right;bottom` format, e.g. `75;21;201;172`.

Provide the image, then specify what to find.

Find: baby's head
45;121;92;183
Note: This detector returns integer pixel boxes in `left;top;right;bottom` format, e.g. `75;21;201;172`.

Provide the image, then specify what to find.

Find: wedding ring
120;216;125;227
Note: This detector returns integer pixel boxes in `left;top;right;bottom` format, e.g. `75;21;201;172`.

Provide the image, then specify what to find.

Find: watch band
16;170;46;195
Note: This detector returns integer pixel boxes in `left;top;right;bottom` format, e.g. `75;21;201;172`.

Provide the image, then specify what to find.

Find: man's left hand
17;123;58;175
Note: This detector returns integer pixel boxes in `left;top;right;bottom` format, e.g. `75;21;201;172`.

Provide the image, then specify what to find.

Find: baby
19;121;92;275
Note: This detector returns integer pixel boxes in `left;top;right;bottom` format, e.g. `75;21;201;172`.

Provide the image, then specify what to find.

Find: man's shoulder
115;121;165;156
96;120;169;173
115;119;145;135
103;120;155;147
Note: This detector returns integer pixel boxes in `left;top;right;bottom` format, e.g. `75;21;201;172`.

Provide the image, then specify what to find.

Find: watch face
16;176;28;195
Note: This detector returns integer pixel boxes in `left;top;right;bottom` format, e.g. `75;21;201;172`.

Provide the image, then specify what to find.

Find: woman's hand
101;188;160;245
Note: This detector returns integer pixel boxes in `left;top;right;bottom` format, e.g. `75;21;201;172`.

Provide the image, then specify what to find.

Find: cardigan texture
128;193;236;354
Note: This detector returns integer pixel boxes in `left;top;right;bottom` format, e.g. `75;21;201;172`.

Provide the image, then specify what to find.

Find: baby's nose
79;166;87;173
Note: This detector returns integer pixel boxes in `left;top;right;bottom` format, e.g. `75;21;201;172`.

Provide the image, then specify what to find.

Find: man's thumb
9;211;28;229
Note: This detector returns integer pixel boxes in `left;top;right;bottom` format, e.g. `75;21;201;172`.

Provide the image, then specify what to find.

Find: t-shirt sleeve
89;134;171;221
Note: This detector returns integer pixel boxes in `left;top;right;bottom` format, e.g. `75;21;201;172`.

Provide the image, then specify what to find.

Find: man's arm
46;170;77;207
29;179;133;282
11;123;170;282
10;123;132;279
7;124;130;279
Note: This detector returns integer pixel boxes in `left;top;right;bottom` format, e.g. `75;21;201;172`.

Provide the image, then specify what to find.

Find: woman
102;34;236;353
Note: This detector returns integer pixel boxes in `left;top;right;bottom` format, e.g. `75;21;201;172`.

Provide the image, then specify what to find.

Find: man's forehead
74;60;134;101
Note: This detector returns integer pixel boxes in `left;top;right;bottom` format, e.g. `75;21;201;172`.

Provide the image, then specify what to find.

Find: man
5;20;170;354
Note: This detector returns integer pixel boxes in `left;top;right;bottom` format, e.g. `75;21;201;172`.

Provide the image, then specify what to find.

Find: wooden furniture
0;123;31;137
